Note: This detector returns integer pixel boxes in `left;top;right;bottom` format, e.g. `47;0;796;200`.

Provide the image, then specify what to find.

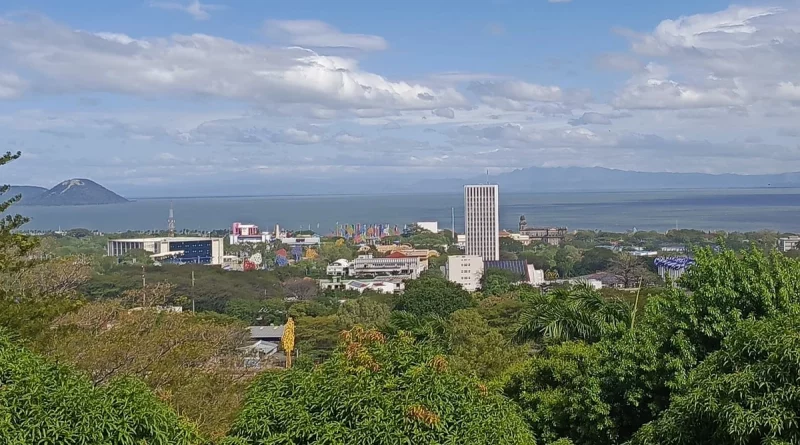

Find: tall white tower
464;184;499;261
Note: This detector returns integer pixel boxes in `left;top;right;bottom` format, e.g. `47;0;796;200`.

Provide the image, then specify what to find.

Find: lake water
16;188;800;233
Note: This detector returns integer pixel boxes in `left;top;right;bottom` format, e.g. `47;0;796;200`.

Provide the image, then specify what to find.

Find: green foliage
506;245;800;445
337;297;391;329
395;275;473;318
504;341;612;445
574;248;617;276
482;267;524;297
0;334;201;444
630;309;800;445
0;151;38;276
225;328;536;445
446;309;527;381
514;283;632;344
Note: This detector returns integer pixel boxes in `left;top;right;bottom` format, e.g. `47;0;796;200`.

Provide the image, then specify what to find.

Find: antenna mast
168;201;176;237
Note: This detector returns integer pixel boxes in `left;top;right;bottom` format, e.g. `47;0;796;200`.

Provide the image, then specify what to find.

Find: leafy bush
224;327;535;445
395;275;473;318
0;334;201;445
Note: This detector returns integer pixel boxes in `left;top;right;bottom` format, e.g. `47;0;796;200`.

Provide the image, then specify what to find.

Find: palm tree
514;281;631;344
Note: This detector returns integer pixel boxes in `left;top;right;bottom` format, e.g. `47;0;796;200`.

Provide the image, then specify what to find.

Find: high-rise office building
464;184;499;261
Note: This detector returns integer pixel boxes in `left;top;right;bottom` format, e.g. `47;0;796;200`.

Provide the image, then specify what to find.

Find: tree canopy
394;275;473;318
224;327;535;445
0;333;201;445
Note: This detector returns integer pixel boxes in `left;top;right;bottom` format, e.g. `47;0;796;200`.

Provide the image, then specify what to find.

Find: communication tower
168;201;176;237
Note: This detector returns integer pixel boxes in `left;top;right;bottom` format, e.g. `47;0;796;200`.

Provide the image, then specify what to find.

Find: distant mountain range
12;179;129;206
414;167;800;193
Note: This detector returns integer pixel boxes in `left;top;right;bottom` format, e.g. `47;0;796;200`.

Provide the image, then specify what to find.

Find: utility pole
141;265;146;289
191;270;196;313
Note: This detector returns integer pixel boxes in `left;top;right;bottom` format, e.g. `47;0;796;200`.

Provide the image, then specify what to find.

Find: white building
107;236;224;265
778;236;800;252
416;221;439;233
350;254;423;279
446;255;484;292
229;222;272;245
526;265;545;286
319;276;405;294
279;236;321;246
464;184;499;261
455;234;466;249
326;259;350;276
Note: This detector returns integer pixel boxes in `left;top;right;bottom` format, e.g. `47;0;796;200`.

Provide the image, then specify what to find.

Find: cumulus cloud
614;5;800;109
264;20;387;51
149;0;224;21
0;17;464;111
333;132;364;144
433;108;455;119
271;128;322;145
0;72;27;99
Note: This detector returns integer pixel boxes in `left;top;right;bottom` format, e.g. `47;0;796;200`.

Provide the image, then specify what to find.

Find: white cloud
433;108;455;119
271;128;322;145
0;17;465;112
0;72;27;99
614;5;800;109
149;0;225;21
333;132;364;144
264;20;387;51
470;80;563;102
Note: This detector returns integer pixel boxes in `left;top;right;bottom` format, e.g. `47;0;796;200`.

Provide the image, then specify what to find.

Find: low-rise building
416;221;439;233
655;256;695;284
279;236;321;246
319;276;405;294
107;236;224;265
485;260;545;286
778;236;800;252
230;222;272;244
518;215;567;246
446;255;484;292
350;254;423;279
326;259;350;276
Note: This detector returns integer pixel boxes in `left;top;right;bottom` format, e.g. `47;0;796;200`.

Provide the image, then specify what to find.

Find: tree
0;151;38;275
500;237;525;253
609;252;649;287
0;333;201;444
395;275;473;318
281;277;319;300
481;267;523;297
505;246;800;445
224;327;536;445
337;298;391;329
445;309;527;381
555;246;582;278
574;247;617;275
630;309;800;445
40;301;250;438
514;283;632;344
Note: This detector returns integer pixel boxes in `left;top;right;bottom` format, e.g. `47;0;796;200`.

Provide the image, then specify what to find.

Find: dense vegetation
224;327;535;445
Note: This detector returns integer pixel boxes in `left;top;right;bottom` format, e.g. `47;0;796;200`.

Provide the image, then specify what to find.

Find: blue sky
1;0;800;195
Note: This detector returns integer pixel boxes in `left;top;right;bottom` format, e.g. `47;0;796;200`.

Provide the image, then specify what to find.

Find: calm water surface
17;188;800;233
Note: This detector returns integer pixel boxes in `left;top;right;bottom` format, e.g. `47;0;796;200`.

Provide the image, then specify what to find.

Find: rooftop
249;325;286;340
109;236;220;242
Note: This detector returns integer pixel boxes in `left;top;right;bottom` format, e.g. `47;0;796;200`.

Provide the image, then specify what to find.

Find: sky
2;0;800;196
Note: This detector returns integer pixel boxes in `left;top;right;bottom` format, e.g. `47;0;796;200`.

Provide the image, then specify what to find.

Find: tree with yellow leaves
281;317;295;368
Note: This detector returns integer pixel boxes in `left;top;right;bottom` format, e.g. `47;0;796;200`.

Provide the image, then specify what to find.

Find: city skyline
3;1;800;194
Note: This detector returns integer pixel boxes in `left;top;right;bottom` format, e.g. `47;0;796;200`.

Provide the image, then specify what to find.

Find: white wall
446;255;484;292
417;221;439;233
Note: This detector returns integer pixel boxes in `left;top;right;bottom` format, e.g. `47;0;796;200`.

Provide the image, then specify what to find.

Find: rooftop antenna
486;169;490;185
168;201;175;237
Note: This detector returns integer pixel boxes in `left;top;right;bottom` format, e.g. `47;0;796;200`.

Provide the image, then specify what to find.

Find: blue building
107;236;224;265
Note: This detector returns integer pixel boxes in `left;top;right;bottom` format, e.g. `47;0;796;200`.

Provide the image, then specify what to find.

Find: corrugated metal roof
484;260;529;280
